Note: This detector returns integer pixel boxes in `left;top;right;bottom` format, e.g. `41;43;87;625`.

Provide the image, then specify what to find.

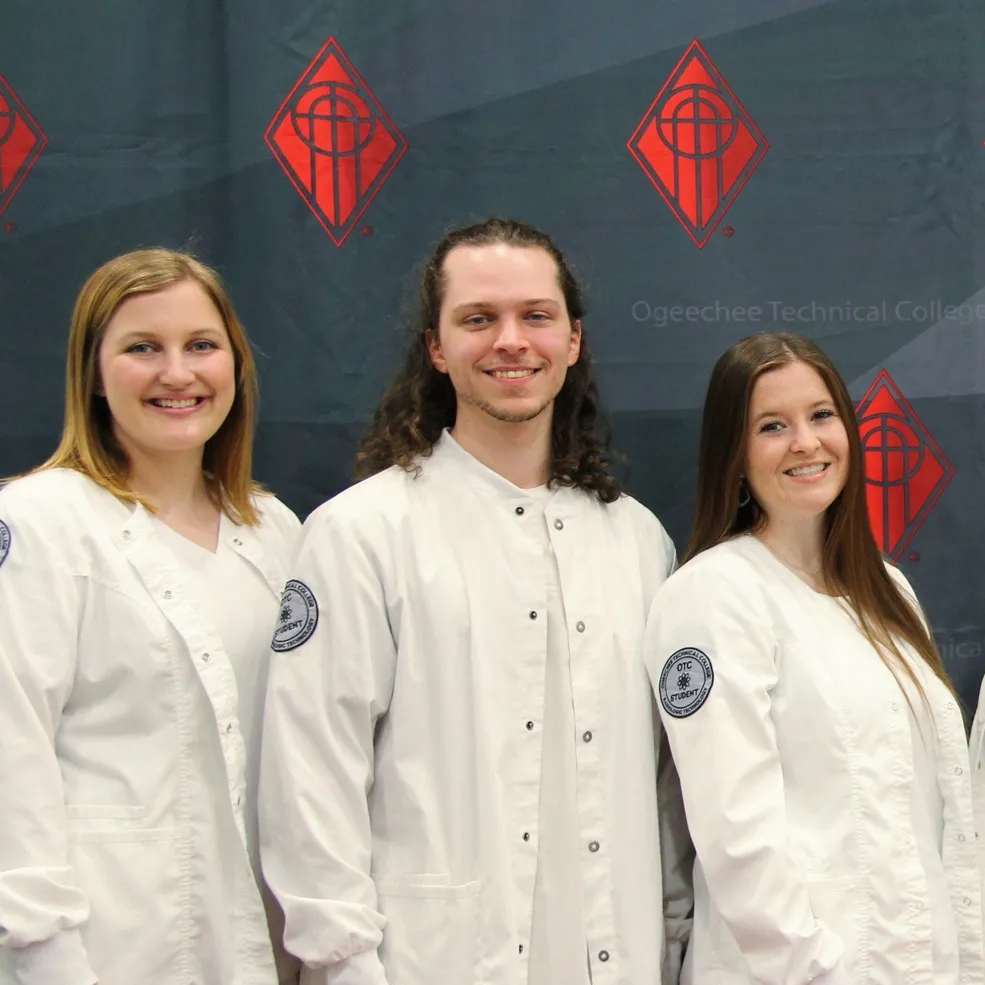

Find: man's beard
458;390;552;424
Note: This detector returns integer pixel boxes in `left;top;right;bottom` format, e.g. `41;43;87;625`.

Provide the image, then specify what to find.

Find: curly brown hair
354;217;623;502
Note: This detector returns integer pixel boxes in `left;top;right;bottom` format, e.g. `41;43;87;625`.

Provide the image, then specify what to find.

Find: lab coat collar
110;497;284;599
429;428;582;514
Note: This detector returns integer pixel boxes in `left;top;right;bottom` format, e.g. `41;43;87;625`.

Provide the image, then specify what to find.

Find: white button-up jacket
645;535;984;985
0;468;300;985
259;434;685;985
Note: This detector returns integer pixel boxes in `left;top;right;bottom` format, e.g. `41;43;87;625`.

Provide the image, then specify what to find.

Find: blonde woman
0;249;300;985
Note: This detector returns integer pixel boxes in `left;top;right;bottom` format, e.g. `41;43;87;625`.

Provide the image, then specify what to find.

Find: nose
493;316;529;353
789;420;821;453
159;348;196;388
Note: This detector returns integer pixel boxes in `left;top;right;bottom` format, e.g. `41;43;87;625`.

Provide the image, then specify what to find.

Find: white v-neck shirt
151;515;278;873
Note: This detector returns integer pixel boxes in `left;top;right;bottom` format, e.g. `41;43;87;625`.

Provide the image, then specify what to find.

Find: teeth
787;463;826;477
152;398;199;409
490;370;535;379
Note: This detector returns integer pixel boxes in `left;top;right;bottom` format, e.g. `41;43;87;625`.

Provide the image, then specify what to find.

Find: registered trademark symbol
908;551;920;562
361;225;374;237
3;221;16;234
722;226;735;238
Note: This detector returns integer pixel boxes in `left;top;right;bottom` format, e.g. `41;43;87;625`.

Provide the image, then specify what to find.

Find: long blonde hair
34;247;263;525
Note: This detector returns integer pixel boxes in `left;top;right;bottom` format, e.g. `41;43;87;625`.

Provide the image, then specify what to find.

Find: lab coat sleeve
0;501;97;985
263;494;304;556
644;564;852;985
259;506;396;985
631;505;692;984
657;724;694;985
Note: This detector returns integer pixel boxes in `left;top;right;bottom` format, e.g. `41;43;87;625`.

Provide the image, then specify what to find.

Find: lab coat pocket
376;875;481;985
805;876;860;974
65;803;149;838
66;815;182;982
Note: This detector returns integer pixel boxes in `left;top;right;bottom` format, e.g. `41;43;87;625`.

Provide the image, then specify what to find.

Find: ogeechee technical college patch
658;647;714;718
271;579;319;652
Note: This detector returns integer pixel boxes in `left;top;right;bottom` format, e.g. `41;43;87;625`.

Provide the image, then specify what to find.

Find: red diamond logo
265;38;407;247
628;41;768;248
856;370;954;559
0;73;47;220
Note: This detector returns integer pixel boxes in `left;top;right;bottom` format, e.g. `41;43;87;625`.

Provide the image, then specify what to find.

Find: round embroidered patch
272;579;319;652
658;647;714;718
0;520;9;570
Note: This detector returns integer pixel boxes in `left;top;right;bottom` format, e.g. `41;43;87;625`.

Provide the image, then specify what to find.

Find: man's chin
483;401;551;425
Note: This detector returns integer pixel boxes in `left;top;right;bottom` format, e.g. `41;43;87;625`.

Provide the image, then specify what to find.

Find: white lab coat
0;467;300;985
259;432;687;985
968;671;985;941
644;534;984;985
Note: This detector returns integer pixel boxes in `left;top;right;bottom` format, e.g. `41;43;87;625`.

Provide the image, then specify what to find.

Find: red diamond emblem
627;41;768;248
265;38;407;246
856;370;954;559
0;73;47;220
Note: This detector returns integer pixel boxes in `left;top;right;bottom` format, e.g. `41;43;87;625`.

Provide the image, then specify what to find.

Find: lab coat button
891;702;899;711
122;530;131;540
526;721;535;730
576;621;586;633
583;731;593;742
515;506;525;516
958;833;967;842
553;519;564;530
202;653;212;663
598;950;610;962
518;944;524;954
955;767;964;775
522;832;531;841
965;897;973;906
233;538;243;546
529;611;538;620
163;590;173;599
588;841;600;853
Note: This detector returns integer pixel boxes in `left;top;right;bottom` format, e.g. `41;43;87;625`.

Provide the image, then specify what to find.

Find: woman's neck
755;514;829;591
125;447;214;521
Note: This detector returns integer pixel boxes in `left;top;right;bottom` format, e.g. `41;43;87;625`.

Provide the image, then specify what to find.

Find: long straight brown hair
688;332;956;708
29;248;263;525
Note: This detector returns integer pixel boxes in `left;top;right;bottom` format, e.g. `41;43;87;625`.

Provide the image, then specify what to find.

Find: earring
737;480;751;508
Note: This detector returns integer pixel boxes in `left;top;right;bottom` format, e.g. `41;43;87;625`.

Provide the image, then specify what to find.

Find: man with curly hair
259;218;688;985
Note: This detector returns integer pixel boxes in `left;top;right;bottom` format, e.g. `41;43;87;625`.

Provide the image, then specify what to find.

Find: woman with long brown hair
645;332;982;984
0;249;299;985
